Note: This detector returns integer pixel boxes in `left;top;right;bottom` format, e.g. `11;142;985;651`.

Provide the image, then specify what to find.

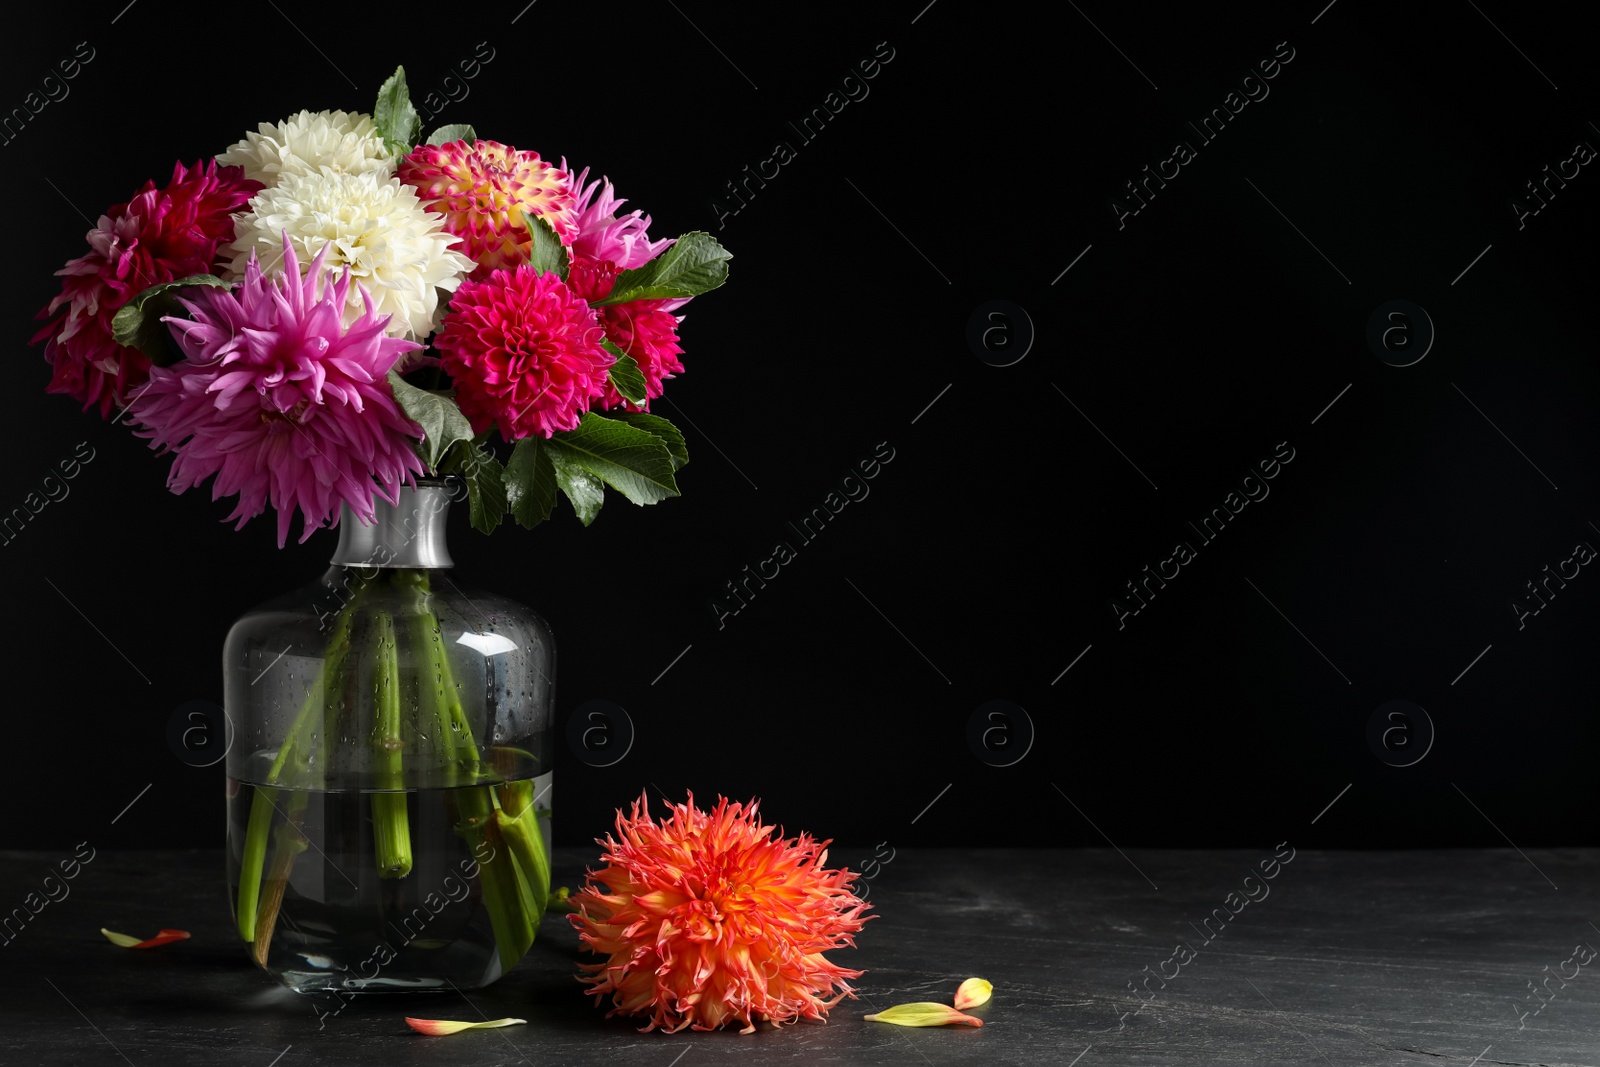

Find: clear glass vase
223;480;555;993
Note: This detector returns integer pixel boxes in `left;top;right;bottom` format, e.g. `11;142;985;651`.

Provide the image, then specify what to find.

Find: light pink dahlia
433;265;613;440
32;160;262;417
398;140;576;280
563;161;675;271
127;236;425;547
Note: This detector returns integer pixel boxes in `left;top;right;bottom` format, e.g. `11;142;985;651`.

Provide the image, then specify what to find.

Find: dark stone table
3;847;1597;1065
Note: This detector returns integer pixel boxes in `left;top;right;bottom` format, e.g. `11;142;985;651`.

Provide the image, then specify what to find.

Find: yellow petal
406;1017;526;1036
954;977;993;1010
100;928;142;948
864;1002;984;1027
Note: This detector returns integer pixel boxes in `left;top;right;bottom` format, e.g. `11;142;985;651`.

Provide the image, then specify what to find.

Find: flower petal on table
100;927;191;949
953;977;993;1010
864;1002;984;1027
405;1017;527;1036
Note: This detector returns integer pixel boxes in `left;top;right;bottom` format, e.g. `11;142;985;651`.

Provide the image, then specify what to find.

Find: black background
4;0;1596;854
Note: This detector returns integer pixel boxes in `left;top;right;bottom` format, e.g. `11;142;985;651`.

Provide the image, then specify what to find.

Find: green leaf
610;411;688;471
441;440;507;534
386;371;474;471
545;412;679;506
549;450;606;527
602;341;648;405
594;232;731;306
504;437;557;530
426;123;476;146
109;275;231;366
374;66;422;155
522;208;569;281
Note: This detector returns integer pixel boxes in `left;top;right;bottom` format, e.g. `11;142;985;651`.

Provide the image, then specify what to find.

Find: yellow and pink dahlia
398;140;576;279
433;264;613;440
570;792;873;1034
127;236;425;547
32;160;261;417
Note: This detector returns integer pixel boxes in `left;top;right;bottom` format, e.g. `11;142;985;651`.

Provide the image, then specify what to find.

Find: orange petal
101;927;191;949
953;977;993;1010
864;1002;984;1027
405;1017;527;1036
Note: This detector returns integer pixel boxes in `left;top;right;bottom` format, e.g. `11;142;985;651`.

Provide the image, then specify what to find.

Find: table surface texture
2;847;1597;1066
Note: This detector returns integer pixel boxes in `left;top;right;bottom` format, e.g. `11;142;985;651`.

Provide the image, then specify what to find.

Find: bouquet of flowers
34;65;728;542
32;68;730;979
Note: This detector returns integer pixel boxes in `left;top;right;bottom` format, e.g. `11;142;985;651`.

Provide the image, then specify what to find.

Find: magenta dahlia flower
398;140;576;280
563;254;619;304
32;160;262;417
596;300;685;412
563;255;685;413
558;164;687;412
127;237;425;547
564;162;675;271
433;265;614;440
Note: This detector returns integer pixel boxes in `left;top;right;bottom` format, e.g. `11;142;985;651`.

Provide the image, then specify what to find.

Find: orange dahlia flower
570;792;873;1033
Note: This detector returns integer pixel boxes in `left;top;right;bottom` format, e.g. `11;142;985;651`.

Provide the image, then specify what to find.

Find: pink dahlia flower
398;140;576;280
563;254;619;304
565;256;685;413
559;164;687;412
32;160;262;417
433;265;613;440
127;236;425;547
563;161;675;271
596;298;685;412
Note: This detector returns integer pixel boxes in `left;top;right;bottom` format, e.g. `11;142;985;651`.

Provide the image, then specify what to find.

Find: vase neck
329;483;455;569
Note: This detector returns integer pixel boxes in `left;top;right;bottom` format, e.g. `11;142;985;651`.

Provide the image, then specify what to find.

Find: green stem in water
235;789;277;943
409;576;483;777
407;571;537;973
251;790;310;967
370;608;413;878
319;594;363;789
454;788;534;974
399;571;457;787
495;780;551;920
236;591;361;942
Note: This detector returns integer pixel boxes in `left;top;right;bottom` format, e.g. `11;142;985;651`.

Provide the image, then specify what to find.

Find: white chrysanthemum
225;171;475;340
218;109;396;187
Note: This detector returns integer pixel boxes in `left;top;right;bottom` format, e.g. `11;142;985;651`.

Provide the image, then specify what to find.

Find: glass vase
223;480;555;993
